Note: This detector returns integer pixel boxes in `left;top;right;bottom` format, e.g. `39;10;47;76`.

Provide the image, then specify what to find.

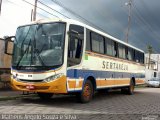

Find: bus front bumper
10;76;67;94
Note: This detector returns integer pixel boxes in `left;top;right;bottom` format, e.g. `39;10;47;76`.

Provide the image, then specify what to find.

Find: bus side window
91;32;104;54
67;25;84;67
114;42;118;57
105;38;115;56
128;47;134;61
86;29;91;51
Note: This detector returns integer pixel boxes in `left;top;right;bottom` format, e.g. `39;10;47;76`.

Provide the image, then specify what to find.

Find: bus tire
77;80;94;103
37;92;53;100
127;80;135;95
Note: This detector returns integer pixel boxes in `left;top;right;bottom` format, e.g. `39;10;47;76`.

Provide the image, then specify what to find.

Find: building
0;38;12;89
0;38;12;68
145;54;160;82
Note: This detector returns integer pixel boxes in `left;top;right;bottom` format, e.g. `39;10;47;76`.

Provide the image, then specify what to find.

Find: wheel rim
83;83;91;100
130;84;134;92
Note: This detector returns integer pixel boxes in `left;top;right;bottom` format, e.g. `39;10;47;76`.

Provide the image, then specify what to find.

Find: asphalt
0;89;36;101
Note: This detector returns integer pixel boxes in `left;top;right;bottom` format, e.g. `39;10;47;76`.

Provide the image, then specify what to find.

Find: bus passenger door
67;24;84;91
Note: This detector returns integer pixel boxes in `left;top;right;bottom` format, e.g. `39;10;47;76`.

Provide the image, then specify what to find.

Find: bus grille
19;79;44;83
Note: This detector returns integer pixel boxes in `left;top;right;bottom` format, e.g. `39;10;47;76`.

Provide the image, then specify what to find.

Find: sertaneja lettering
102;61;128;71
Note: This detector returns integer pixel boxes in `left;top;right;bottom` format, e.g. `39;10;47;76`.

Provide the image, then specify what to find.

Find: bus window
86;29;91;51
135;50;140;63
128;47;134;61
105;38;115;56
137;52;144;64
118;43;125;59
91;32;104;54
141;53;144;64
67;25;84;67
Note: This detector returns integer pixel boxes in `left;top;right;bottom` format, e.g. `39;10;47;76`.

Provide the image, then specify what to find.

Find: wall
0;38;12;89
0;38;12;68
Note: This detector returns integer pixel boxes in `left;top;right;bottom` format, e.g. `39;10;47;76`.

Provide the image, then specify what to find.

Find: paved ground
0;88;160;120
0;90;23;97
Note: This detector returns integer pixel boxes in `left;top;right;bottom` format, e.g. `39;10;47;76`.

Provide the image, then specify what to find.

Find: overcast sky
1;0;160;53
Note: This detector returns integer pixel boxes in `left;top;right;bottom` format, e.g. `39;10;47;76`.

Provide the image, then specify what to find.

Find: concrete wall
0;38;11;89
0;38;12;68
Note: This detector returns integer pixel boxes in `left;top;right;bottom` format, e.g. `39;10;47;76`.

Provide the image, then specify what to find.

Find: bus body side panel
81;51;145;90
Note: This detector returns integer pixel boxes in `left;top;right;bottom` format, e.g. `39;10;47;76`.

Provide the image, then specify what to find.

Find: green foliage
146;45;153;54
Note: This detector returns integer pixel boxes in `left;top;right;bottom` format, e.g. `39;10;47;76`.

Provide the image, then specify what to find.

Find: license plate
26;85;35;90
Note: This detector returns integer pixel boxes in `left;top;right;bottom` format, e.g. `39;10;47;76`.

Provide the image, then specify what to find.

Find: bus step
22;91;36;95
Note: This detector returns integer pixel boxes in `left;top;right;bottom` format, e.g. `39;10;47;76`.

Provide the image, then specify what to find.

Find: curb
0;94;37;101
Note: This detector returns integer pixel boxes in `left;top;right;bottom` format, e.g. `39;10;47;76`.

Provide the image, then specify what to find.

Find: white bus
5;19;145;103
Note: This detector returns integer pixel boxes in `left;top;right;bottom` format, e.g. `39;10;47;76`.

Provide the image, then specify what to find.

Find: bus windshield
12;22;66;70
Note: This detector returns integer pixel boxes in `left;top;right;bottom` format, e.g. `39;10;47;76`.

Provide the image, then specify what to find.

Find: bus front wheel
77;80;94;103
37;92;53;100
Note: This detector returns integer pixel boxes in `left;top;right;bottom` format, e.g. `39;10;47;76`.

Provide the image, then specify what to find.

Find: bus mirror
4;36;15;55
68;30;79;35
68;30;82;39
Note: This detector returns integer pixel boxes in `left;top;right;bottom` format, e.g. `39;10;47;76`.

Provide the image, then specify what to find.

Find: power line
22;0;59;19
131;2;159;52
132;2;160;41
38;0;70;19
6;0;48;19
121;3;158;52
51;0;107;33
140;0;160;28
90;1;126;39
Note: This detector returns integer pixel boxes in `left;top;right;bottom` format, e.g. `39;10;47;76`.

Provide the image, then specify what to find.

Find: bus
4;19;145;103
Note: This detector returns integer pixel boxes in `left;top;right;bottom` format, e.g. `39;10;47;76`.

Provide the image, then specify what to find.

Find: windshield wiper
16;39;31;69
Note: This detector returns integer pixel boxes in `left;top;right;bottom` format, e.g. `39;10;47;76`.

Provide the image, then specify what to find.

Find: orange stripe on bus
68;81;76;89
98;79;130;86
136;79;145;84
68;80;83;89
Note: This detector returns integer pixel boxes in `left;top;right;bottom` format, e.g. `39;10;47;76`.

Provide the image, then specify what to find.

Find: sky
0;0;160;53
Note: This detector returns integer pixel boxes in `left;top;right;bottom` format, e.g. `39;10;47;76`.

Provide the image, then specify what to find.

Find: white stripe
68;88;82;91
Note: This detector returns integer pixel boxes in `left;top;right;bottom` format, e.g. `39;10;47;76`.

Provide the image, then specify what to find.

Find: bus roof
25;18;144;53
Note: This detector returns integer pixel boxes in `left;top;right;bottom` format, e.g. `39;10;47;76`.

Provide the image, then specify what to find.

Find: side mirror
67;30;83;40
4;36;15;55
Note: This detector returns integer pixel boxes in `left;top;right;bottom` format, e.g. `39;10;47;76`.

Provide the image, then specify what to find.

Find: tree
147;45;153;69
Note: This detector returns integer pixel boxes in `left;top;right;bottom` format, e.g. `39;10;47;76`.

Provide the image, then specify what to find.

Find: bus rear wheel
77;80;94;103
127;80;135;95
121;80;135;95
37;92;53;100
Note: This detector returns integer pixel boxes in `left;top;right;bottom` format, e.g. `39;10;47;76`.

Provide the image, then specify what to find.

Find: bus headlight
44;73;64;82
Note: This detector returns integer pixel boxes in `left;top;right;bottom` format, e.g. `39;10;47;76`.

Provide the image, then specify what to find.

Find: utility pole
31;9;33;21
0;0;2;15
125;0;132;43
33;0;38;21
